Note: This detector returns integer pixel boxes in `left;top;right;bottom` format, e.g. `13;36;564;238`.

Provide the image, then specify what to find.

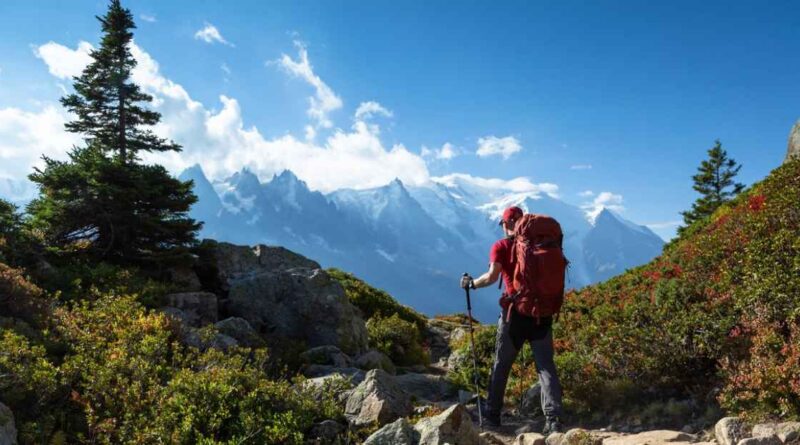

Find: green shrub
366;313;429;366
328;268;426;329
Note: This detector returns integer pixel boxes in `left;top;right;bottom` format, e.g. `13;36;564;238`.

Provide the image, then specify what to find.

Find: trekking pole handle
462;273;473;311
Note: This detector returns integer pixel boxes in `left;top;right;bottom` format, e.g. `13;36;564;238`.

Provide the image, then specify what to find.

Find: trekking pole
462;273;483;429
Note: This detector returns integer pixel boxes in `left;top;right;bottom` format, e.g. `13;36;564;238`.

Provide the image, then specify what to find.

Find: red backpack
503;213;568;322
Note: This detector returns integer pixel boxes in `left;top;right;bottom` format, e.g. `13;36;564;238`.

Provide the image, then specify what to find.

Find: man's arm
471;262;503;289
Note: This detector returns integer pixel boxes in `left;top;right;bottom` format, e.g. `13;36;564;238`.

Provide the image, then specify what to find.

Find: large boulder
345;369;412;427
363;418;420;445
716;417;747;445
164;291;218;326
0;402;16;445
738;437;781;445
787;119;800;163
414;404;481;445
207;242;368;355
562;429;602;445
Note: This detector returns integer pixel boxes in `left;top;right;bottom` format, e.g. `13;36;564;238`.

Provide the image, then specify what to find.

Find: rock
363;418;420;445
446;349;467;371
737;436;781;445
345;369;412;427
562;429;602;445
515;432;546;445
301;345;352;368
356;349;396;374
414;404;481;445
458;389;476;404
164;291;218;326
395;373;455;402
519;382;542;417
603;430;697;445
716;417;747;445
304;365;367;384
308;419;345;443
481;431;507;445
752;422;800;443
423;322;452;365
0;402;16;445
546;432;565;445
167;265;202;292
787;119;800;163
450;327;467;344
214;317;263;347
208;242;368;355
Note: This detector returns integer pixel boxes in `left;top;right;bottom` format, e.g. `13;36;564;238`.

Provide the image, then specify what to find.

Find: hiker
460;205;565;434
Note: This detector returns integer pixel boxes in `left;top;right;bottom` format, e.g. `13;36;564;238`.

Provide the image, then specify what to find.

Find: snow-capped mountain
180;165;665;321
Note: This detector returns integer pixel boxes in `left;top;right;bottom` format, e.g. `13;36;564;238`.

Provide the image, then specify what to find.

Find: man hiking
460;205;565;434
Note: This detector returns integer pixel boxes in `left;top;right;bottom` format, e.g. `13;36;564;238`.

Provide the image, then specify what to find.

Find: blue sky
1;0;798;240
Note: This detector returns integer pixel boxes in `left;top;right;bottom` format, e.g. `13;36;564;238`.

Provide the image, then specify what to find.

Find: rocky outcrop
752;421;800;443
414;404;481;445
0;402;16;445
164;291;218;326
787;119;800;163
364;418;420;445
345;369;412;427
738;437;781;445
716;417;747;445
206;241;368;355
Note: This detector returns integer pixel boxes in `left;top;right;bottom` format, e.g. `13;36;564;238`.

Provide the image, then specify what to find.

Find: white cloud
578;190;594;197
570;164;593;170
140;14;156;23
0;105;80;178
433;173;558;196
476;135;522;159
275;41;343;129
355;101;393;121
645;220;681;229
34;41;93;79
194;23;234;47
421;142;458;160
220;63;231;75
582;191;625;220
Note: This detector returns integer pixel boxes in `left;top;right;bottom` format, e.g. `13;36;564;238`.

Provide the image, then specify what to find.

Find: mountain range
178;165;665;321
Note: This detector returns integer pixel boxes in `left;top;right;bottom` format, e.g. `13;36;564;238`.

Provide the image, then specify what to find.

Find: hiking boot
543;417;563;435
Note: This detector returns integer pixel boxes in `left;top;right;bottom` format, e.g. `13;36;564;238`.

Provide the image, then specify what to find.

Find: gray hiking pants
486;311;563;419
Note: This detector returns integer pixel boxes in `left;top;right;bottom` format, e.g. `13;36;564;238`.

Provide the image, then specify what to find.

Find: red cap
499;206;523;225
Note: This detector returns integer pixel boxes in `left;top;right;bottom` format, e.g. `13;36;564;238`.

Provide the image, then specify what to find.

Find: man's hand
460;274;473;289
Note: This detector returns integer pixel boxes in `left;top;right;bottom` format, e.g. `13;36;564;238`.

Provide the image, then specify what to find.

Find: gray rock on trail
545;432;565;445
395;372;455;402
752;421;800;443
519;382;542;417
214;317;263;347
0;402;17;445
363;418;420;445
301;345;352;368
208;242;368;355
603;430;697;445
164;291;218;326
562;429;602;445
787;119;800;163
345;369;412;427
355;349;396;374
717;417;748;445
515;432;546;445
737;436;781;445
414;404;482;445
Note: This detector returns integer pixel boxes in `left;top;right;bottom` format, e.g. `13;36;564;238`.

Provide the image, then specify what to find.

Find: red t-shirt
489;237;516;293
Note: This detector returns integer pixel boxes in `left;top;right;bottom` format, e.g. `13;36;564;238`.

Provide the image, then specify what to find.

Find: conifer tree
679;140;744;233
27;0;200;265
